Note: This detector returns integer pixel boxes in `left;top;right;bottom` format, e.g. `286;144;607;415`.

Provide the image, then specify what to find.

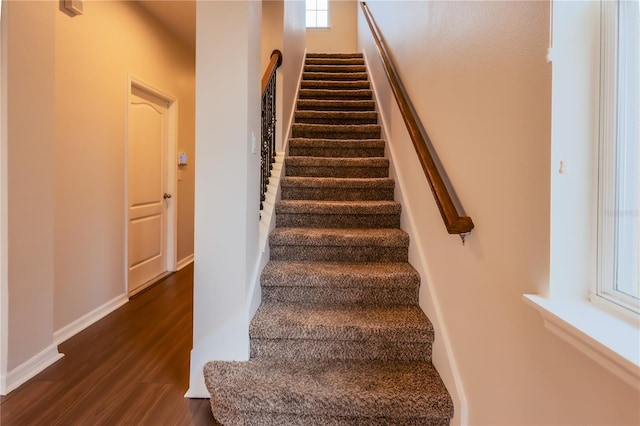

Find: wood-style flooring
0;264;221;425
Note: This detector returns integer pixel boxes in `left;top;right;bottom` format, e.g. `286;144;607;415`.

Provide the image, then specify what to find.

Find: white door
127;87;170;294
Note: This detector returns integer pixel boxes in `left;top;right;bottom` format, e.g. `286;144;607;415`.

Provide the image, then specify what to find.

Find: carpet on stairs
204;52;454;426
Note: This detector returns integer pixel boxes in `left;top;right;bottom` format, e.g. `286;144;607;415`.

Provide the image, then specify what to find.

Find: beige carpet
204;53;454;426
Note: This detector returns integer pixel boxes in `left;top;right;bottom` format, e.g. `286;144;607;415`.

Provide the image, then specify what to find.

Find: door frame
0;0;8;395
125;75;178;295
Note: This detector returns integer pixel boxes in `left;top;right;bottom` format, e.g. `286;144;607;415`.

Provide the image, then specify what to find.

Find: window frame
305;0;330;29
593;0;640;318
524;0;640;391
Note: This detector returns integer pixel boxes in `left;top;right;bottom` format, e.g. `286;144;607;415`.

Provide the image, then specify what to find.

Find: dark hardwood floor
0;264;221;426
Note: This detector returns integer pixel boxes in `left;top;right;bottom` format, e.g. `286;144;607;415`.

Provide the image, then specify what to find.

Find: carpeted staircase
204;53;454;426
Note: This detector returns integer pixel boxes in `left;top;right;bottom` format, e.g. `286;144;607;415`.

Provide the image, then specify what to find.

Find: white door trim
0;0;8;395
125;75;178;295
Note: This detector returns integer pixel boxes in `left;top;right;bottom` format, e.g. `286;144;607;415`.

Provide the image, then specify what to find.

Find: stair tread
305;58;365;66
292;124;381;140
302;72;369;82
204;359;453;419
289;138;385;148
270;227;408;249
276;199;399;214
281;176;394;188
251;303;432;341
299;88;373;98
301;80;370;89
262;260;419;288
295;110;378;120
285;156;387;167
304;65;367;73
297;99;376;110
293;123;380;129
306;53;364;58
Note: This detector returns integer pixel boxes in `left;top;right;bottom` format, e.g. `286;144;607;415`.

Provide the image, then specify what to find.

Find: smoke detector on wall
62;0;83;16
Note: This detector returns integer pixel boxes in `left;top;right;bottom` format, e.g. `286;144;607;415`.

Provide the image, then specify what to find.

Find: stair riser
303;72;369;81
281;186;394;201
299;89;373;100
250;339;430;362
270;245;408;262
210;404;450;426
291;126;381;140
276;213;399;228
285;165;388;178
297;100;376;111
288;146;385;158
261;261;420;290
305;58;366;66
306;53;364;59
262;286;418;305
304;65;367;73
301;81;370;90
294;116;378;125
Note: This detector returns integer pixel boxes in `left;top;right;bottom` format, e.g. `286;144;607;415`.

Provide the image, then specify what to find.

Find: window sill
523;294;640;390
306;27;331;31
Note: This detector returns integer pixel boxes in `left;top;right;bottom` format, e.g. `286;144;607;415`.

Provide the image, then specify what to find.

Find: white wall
1;0;195;394
359;1;640;425
306;0;357;53
190;0;262;397
189;0;306;398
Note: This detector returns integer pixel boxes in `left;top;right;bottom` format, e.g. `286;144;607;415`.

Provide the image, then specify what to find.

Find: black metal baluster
260;50;282;211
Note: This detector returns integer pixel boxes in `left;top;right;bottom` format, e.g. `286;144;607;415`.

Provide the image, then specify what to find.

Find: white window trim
525;0;640;392
594;0;640;316
524;295;639;390
305;0;330;29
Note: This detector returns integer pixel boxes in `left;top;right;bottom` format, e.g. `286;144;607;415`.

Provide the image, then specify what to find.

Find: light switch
251;132;257;154
178;152;188;165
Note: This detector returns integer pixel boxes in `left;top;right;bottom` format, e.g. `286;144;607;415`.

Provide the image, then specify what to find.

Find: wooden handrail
360;2;474;238
262;50;283;96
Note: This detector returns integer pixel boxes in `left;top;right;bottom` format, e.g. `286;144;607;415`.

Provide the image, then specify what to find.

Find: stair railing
360;2;474;241
261;49;283;210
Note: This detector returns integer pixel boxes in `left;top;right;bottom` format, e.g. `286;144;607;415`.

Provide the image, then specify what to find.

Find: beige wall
53;1;195;330
262;0;284;71
3;0;195;378
360;1;640;425
282;0;306;144
5;0;57;371
262;0;285;150
262;0;307;152
306;0;356;53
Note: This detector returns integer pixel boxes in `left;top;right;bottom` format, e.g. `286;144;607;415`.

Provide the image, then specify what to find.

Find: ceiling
136;0;196;51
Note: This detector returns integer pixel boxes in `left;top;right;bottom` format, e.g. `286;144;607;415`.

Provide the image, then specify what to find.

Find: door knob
163;193;172;199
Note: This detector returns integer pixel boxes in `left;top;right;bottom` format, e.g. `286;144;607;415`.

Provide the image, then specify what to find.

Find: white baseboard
177;254;194;271
1;344;64;395
53;294;128;346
